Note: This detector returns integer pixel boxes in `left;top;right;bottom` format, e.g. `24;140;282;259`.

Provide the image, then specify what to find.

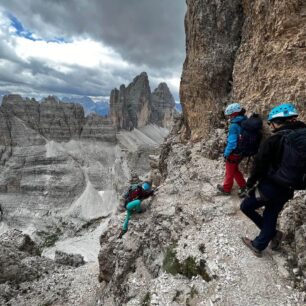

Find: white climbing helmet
224;103;242;116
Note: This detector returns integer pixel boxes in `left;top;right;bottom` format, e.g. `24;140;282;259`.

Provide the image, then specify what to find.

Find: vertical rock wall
180;0;306;140
180;0;244;140
233;0;306;118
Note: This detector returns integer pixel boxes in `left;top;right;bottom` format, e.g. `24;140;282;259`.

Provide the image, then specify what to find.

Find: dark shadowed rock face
110;73;151;130
110;73;176;130
126;72;152;129
151;83;176;129
180;0;244;140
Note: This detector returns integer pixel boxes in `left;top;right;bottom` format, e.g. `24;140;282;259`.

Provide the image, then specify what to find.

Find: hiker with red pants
241;103;306;257
217;103;247;197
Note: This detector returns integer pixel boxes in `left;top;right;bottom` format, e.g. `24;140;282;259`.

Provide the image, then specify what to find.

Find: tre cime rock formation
110;72;177;131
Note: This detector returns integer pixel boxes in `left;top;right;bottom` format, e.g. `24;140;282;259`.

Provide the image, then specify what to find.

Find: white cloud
0;4;183;100
14;37;130;70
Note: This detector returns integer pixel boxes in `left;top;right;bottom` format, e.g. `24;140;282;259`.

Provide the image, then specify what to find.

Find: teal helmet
268;103;298;122
225;103;242;116
142;182;151;191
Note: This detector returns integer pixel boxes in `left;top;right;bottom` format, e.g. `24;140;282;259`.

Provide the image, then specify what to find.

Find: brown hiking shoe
216;184;231;196
270;230;284;251
241;237;262;257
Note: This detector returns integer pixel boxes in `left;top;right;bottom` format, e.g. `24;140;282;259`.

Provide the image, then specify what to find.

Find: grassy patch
162;245;211;281
141;292;151;306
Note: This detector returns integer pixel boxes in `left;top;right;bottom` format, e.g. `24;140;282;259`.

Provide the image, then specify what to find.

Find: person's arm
140;189;154;200
246;134;281;188
224;123;239;157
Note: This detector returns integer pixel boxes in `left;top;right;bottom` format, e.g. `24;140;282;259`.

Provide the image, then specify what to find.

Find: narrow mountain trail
152;141;305;305
106;139;306;306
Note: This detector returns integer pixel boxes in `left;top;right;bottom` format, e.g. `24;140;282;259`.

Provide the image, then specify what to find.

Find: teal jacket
224;115;247;157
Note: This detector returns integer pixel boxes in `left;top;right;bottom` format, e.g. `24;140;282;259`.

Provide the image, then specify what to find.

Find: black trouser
240;179;293;251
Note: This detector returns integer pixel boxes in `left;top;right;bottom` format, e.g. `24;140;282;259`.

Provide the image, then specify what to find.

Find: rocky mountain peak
110;72;176;131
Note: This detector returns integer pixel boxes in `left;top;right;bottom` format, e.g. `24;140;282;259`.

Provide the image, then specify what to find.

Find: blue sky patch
7;12;68;43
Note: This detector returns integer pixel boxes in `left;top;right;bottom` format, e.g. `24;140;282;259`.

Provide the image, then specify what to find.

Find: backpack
124;183;143;207
270;128;306;190
236;114;263;157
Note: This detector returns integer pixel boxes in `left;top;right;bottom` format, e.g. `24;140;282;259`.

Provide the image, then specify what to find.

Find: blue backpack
270;128;306;190
236;114;263;157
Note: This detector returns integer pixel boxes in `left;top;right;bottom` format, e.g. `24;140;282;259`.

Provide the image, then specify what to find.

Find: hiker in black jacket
240;103;306;257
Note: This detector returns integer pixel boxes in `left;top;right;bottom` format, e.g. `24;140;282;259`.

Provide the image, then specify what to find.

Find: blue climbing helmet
224;103;242;116
142;182;151;191
268;103;298;122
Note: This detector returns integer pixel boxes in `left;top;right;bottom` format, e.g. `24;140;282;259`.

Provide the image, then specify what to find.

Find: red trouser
223;157;246;193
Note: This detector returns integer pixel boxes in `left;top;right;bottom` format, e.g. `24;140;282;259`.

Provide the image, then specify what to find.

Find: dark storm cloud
1;0;186;71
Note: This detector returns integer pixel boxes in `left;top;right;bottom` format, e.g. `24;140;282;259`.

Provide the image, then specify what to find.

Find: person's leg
240;192;265;229
234;164;246;188
122;199;141;231
223;161;236;193
252;198;288;251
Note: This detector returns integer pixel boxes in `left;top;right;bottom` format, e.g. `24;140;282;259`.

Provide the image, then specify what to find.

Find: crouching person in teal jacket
119;182;154;238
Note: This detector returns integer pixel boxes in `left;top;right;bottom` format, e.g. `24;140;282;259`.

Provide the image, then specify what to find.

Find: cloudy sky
0;0;186;101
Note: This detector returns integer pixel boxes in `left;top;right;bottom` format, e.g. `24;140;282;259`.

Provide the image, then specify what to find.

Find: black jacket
246;120;306;188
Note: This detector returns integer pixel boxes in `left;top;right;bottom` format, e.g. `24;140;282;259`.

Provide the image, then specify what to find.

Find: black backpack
236;114;263;157
270;128;306;190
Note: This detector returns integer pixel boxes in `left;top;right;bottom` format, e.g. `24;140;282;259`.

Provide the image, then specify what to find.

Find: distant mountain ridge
61;96;109;116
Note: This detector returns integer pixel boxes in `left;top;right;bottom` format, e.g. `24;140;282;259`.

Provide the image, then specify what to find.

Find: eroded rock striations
0;94;119;230
110;72;176;130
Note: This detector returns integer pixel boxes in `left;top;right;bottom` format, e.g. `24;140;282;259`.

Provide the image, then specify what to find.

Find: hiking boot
238;187;247;198
270;230;284;251
241;237;262;257
216;184;231;196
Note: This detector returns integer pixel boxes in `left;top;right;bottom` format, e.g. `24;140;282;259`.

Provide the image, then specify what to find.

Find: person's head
224;103;242;118
142;181;151;191
267;103;298;130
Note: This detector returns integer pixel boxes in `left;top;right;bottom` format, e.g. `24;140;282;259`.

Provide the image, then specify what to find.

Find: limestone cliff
110;72;176;130
180;0;244;140
180;0;306;140
232;1;306;118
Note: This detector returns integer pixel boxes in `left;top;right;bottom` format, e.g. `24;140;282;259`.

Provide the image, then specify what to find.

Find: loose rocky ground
97;131;306;305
